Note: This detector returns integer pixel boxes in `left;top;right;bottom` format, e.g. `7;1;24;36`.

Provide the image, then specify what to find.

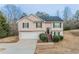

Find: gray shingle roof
38;16;63;21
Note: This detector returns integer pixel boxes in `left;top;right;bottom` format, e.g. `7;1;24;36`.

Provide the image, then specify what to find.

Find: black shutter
36;22;37;28
23;23;24;28
60;23;61;28
40;22;42;28
53;22;55;28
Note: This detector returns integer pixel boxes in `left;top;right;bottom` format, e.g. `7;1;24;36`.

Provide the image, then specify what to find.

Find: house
17;14;63;40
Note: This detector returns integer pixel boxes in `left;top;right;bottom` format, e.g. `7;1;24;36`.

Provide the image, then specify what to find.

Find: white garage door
19;32;44;39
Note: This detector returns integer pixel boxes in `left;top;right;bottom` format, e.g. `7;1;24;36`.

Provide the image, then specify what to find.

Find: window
53;22;61;28
23;23;29;28
36;22;42;28
54;32;60;36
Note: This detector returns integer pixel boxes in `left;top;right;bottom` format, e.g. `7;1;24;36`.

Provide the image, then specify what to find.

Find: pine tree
0;11;10;38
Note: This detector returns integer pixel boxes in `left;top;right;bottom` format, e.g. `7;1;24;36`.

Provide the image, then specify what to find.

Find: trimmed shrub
52;35;60;42
52;35;64;42
59;35;63;41
39;33;48;42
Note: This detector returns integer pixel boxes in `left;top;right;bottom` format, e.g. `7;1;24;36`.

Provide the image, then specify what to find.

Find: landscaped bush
39;33;48;42
59;35;63;41
52;35;60;42
39;33;64;42
52;35;64;43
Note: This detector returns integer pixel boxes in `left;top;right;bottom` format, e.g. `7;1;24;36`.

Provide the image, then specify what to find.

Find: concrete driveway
0;39;37;54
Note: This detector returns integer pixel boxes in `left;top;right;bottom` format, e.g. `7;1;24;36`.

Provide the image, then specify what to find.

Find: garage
19;32;44;39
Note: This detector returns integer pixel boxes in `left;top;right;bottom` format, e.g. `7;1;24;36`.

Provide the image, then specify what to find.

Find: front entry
46;28;52;42
46;28;50;34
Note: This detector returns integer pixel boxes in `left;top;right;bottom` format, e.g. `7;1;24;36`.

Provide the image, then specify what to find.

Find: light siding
18;15;63;39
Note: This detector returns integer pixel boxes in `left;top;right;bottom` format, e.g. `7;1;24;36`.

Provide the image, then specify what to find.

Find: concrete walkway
0;39;37;54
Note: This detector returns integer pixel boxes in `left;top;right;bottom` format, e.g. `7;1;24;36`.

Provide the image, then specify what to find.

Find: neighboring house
17;14;63;40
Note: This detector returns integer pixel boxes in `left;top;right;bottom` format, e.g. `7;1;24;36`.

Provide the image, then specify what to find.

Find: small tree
0;11;10;38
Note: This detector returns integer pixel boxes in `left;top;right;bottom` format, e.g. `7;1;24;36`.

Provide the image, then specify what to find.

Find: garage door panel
19;32;44;39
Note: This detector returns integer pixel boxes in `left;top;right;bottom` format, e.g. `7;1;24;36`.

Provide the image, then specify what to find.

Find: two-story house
17;14;63;40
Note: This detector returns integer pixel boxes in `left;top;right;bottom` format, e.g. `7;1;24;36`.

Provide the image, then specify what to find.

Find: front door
46;28;50;34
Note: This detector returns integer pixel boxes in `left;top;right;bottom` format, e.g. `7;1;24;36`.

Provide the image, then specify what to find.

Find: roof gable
27;14;44;22
16;16;33;23
17;14;44;23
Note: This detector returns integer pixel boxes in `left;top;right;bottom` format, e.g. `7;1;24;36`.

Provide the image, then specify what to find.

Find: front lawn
0;36;18;43
35;30;79;54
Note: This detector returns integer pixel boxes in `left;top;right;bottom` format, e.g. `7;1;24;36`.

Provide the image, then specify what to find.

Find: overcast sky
0;4;79;18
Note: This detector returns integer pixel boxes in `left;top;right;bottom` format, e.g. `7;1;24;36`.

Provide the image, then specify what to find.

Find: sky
0;4;79;18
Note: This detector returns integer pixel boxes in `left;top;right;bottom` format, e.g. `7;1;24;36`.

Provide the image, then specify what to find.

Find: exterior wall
60;31;63;36
44;22;52;28
18;18;46;32
18;15;63;33
18;19;63;34
44;21;63;36
18;15;63;39
18;18;46;39
18;18;34;31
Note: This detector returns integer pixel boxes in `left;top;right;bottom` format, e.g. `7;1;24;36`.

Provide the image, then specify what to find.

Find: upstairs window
36;22;42;28
53;22;61;28
23;23;29;28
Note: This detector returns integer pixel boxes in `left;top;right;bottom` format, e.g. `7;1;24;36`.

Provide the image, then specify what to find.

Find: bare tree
63;6;72;20
56;10;60;17
2;5;26;23
1;4;27;35
74;10;79;20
